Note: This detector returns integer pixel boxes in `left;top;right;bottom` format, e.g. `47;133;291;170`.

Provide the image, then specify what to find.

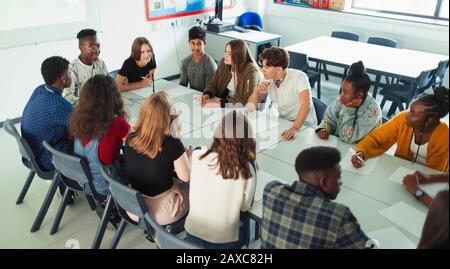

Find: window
352;0;448;20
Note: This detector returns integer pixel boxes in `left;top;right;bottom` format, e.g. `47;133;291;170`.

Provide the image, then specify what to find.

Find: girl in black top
116;37;157;92
124;92;191;225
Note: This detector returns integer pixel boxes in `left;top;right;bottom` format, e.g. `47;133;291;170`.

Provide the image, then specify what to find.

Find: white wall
0;0;248;121
261;0;449;85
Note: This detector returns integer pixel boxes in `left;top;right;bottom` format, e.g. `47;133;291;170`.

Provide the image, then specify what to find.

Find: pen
349;148;365;164
415;175;420;185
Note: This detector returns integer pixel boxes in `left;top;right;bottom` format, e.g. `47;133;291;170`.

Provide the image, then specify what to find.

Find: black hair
41;56;70;85
344;61;372;128
76;29;97;40
188;26;206;42
416;86;449;121
345;61;371;96
295;147;341;177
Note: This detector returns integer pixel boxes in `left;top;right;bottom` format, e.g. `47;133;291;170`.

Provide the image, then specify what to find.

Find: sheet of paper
421;183;449;198
388;167;415;184
163;87;192;99
367;227;417;249
255;170;286;202
341;149;379;175
379;202;426;238
304;128;338;147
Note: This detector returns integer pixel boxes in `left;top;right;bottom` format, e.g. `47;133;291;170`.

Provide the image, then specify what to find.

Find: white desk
206;29;281;62
285;36;449;98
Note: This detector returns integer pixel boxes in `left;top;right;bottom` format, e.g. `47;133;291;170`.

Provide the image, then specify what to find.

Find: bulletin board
145;0;233;21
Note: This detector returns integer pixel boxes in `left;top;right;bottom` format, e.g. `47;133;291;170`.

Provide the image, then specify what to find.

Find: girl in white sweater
185;110;256;249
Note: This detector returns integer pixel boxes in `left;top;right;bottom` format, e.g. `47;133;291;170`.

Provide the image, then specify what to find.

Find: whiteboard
0;0;100;49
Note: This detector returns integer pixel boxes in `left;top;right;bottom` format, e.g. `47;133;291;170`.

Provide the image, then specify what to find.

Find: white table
206;29;281;62
285;36;449;98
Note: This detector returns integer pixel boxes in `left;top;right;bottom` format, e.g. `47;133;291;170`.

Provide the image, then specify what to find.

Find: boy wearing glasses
63;29;108;105
179;26;217;92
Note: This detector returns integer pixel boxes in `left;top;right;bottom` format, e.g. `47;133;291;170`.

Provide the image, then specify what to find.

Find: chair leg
91;196;114;249
86;195;97;211
380;97;387;110
316;77;321;100
109;219;127;249
387;102;398;118
30;174;60;232
49;188;71;235
16;171;35;204
322;64;329;81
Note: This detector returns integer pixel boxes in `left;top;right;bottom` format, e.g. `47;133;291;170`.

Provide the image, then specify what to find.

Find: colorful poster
145;0;232;21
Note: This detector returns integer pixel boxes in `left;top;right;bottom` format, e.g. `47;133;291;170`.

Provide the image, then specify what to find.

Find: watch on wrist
414;189;425;200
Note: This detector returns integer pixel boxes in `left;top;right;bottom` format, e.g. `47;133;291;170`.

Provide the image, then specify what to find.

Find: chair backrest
331;31;360;41
414;69;435;97
237;12;263;29
3;119;53;177
288;51;309;72
432;60;449;87
144;213;200;249
108;70;119;80
43;141;102;201
367;36;398;48
382;116;389;124
100;166;149;228
312;97;327;123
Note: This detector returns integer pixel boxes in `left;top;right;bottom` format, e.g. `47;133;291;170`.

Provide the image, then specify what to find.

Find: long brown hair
418;189;449;249
131;37;153;61
128;92;177;159
227;39;256;74
69;75;126;140
200;111;256;180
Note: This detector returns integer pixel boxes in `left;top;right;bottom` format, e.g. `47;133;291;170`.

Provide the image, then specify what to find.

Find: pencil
325;114;328;132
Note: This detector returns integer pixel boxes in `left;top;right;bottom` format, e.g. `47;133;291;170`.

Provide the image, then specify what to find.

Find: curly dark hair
77;28;97;40
416;86;449;122
41;56;70;85
188;26;206;42
69;75;126;140
295;146;341;177
258;46;290;69
200;111;256;180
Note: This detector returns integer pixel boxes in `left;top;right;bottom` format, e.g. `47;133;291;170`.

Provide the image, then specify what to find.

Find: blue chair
97;166;186;249
379;69;434;117
367;36;398;94
312;97;327;123
108;70;119;80
430;60;449;89
43;141;106;235
320;31;360;81
288;51;322;99
237;12;262;31
144;213;201;249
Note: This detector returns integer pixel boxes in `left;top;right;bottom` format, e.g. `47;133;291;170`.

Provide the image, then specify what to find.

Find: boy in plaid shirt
261;146;369;249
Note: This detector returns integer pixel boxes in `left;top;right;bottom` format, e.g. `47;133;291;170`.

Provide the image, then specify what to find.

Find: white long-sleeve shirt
184;147;256;244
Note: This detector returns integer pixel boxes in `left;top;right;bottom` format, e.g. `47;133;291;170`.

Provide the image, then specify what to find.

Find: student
116;37;157;92
185;111;256;249
247;46;317;141
22;56;73;172
179;26;217;92
69;75;130;196
202;39;261;107
403;171;449;207
63;29;108;105
352;87;449;172
21;56;76;203
316;61;381;143
261;146;369;249
417;189;449;249
124;92;190;225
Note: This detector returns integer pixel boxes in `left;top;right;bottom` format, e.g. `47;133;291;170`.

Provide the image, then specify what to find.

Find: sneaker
56;188;78;205
95;203;120;230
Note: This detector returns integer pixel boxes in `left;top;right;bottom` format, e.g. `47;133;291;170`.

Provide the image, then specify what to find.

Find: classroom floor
0;76;446;249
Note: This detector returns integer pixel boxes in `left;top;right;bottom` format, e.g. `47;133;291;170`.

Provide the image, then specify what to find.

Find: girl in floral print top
316;61;382;144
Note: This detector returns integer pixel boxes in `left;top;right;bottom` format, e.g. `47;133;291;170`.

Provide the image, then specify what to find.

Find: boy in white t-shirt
247;47;317;141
